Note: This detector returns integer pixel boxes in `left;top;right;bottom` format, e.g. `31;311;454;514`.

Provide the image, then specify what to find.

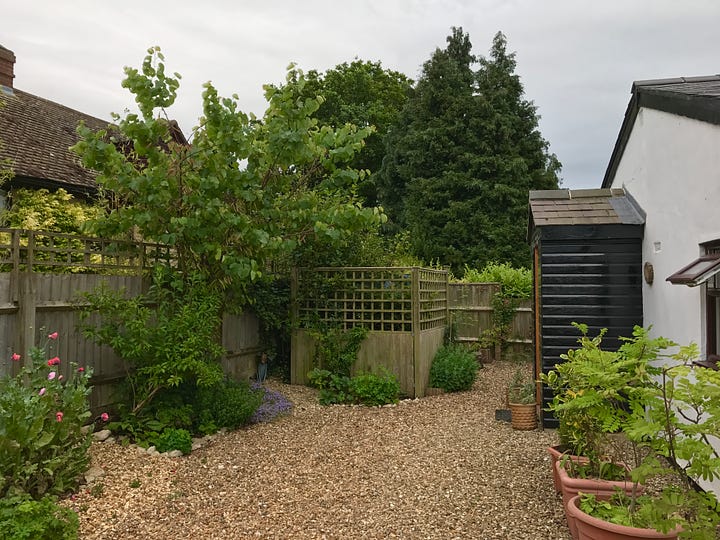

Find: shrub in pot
569;336;720;539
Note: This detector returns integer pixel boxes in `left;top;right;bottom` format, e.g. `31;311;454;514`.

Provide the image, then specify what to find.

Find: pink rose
48;332;58;340
39;387;46;396
58;375;64;381
78;367;85;373
11;353;20;361
48;371;56;380
100;412;109;422
47;357;60;366
55;411;64;422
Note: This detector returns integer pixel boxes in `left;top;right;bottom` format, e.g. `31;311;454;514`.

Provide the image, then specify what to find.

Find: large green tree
378;29;560;270
302;60;413;206
73;48;385;297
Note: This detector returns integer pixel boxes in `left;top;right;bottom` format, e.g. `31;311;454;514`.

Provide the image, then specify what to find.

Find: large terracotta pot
546;445;587;494
557;461;643;539
566;495;680;539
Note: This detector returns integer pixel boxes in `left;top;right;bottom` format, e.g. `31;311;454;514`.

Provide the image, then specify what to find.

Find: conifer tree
378;29;560;270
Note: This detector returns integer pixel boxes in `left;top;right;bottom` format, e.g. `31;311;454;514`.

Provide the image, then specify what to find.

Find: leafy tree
378;29;560;271
302;60;413;206
73;47;385;298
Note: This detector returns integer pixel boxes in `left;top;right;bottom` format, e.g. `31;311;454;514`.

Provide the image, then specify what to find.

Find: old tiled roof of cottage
528;188;645;227
0;87;109;194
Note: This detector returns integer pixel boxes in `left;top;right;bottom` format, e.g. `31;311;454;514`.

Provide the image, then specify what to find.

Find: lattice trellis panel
295;266;448;333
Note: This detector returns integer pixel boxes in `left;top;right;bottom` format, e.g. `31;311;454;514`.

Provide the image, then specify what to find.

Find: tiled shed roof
529;188;645;227
0;87;109;194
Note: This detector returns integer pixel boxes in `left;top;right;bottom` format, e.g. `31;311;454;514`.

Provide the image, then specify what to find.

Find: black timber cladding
529;189;645;428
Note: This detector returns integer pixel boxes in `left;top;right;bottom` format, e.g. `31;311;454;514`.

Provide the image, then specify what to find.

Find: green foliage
547;324;720;537
302;59;413;206
307;369;354;405
429;344;479;392
152;428;192;455
196;379;263;430
0;334;93;499
507;369;535;404
307;325;369;377
377;29;560;271
0;493;79;540
73;47;385;297
80;271;225;414
308;367;400;406
459;262;531;299
350;369;400;406
0;188;101;234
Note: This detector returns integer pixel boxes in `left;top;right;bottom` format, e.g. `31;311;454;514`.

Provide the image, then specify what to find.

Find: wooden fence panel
448;283;533;354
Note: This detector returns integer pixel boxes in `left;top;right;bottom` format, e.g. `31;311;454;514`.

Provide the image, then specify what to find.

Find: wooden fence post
17;231;36;376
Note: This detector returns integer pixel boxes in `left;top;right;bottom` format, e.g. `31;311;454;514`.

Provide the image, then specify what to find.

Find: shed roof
602;75;720;188
0;87;109;195
528;187;645;233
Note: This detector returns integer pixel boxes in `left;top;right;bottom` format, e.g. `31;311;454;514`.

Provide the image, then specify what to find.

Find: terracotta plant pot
556;461;644;539
509;402;537;430
546;445;588;494
566;495;680;539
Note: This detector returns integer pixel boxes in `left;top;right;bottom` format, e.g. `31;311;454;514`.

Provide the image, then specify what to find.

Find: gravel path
65;361;571;539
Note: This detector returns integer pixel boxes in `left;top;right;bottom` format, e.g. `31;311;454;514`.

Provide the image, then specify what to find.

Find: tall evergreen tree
378;29;560;270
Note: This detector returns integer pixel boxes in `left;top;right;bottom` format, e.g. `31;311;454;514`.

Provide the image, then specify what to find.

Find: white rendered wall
610;107;720;354
609;108;720;495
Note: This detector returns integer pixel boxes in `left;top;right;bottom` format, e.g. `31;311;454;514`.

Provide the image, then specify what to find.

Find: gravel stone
62;360;570;539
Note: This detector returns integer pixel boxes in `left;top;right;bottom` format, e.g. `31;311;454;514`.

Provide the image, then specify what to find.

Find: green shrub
197;379;263;430
153;428;192;455
429;344;478;392
80;270;225;415
351;370;400;406
0;333;96;499
307;368;354;405
458;262;531;299
0;493;79;540
308;367;400;406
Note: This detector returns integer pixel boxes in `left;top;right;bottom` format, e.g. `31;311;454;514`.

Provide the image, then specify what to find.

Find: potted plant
565;334;720;539
507;369;537;430
541;325;661;537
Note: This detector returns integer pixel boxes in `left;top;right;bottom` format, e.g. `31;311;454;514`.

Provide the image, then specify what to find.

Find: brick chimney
0;45;16;88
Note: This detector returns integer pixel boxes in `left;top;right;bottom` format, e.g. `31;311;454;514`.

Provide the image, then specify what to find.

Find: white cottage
602;75;720;365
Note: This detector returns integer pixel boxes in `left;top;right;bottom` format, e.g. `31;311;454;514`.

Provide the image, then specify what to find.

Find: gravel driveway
66;361;571;539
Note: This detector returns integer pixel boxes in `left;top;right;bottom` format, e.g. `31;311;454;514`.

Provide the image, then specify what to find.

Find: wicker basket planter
509;402;537;430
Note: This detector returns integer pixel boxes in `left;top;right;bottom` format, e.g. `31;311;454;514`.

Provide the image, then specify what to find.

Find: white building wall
610;107;720;354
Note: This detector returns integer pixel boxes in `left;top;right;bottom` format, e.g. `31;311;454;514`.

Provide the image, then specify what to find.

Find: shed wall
535;226;643;427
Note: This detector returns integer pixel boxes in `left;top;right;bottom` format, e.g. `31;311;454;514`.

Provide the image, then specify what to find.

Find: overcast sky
2;1;718;189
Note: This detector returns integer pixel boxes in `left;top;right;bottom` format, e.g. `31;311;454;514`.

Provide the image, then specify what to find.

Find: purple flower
250;386;293;424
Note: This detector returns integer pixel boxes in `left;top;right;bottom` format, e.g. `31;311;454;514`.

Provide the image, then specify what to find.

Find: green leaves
73;49;385;296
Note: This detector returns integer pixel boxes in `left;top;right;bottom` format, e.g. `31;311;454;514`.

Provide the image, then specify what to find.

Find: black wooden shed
528;188;645;427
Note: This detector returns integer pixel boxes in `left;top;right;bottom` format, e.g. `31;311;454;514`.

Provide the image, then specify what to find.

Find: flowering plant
0;331;103;498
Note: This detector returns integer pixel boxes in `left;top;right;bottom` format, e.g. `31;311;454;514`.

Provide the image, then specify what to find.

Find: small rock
84;466;105;484
146;445;156;453
104;436;115;444
167;450;183;458
192;443;203;451
80;425;93;435
92;429;112;442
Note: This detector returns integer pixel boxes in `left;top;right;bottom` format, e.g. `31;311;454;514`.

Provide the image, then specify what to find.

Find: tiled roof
0;88;109;193
529;188;645;227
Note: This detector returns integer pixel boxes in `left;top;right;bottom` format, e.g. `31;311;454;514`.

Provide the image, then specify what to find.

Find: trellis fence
0;229;261;411
291;267;449;397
